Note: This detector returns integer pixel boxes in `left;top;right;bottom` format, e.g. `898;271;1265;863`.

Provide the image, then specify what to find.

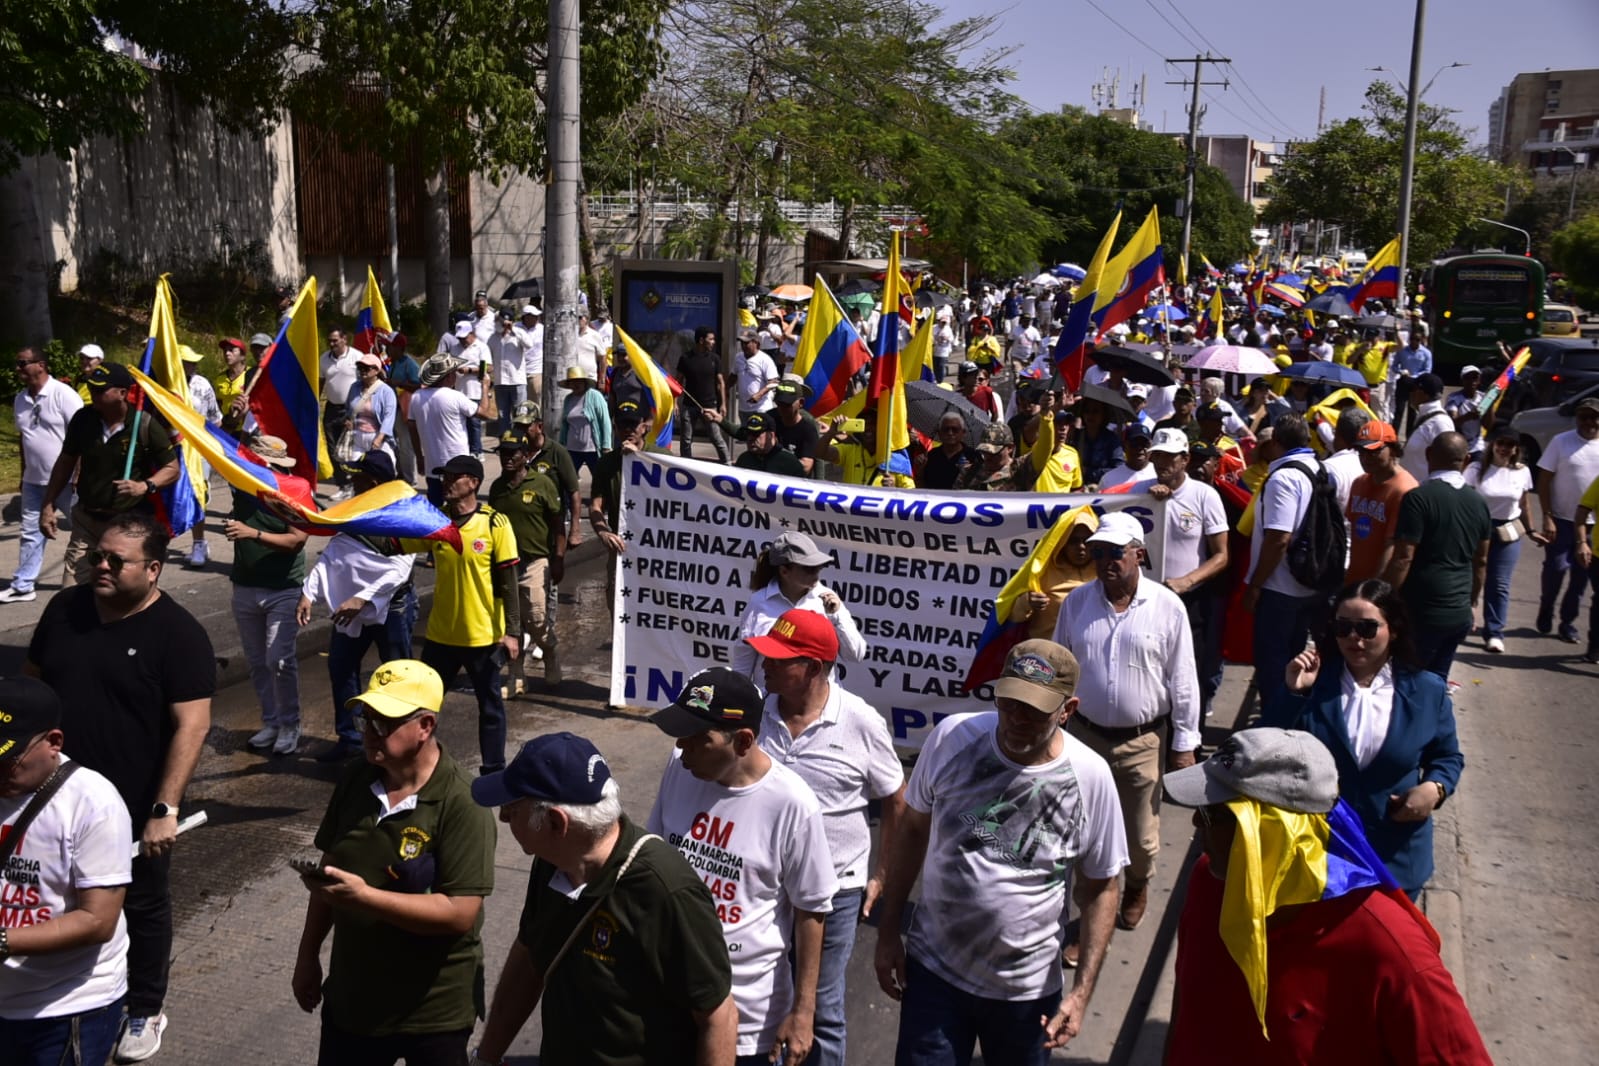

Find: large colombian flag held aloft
354;266;393;354
1093;206;1165;337
1349;236;1401;311
1053;211;1122;390
132;276;207;534
129;367;461;549
791;276;872;414
251;278;333;482
868;231;914;463
615;326;676;449
963;504;1099;689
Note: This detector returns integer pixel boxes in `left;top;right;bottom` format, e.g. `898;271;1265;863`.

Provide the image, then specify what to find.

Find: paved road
4;478;1595;1064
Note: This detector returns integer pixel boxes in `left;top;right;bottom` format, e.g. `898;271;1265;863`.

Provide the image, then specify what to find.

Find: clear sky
937;0;1599;144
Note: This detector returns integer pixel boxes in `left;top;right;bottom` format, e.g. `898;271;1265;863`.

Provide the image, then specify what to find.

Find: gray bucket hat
1163;728;1339;814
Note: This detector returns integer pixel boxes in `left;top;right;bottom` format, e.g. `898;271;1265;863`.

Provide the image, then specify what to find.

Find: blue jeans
328;586;418;745
1539;518;1595;638
1483;528;1522;640
0;995;125;1066
1253;588;1322;710
1414;620;1472;680
11;482;49;593
465;413;483;456
806;887;862;1066
420;639;506;771
494;384;525;436
895;955;1060;1066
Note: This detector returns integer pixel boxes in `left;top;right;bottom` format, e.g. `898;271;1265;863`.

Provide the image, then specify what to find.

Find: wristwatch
144;479;157;497
151;802;178;819
0;926;10;960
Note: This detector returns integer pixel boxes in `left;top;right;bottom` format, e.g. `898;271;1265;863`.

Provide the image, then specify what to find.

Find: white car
1508;379;1599;466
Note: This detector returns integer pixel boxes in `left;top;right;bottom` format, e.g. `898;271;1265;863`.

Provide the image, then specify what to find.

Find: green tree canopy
1548;212;1599;308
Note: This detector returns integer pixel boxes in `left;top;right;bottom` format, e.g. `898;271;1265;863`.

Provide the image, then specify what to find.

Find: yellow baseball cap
346;660;444;718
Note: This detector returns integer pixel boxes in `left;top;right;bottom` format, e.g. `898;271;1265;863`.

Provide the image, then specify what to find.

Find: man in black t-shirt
734;412;806;478
675;326;731;463
26;512;215;1062
470;733;736;1066
771;376;820;476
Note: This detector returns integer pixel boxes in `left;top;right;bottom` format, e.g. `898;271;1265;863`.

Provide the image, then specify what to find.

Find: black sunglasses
1088;544;1128;561
87;549;154;574
1332;616;1383;639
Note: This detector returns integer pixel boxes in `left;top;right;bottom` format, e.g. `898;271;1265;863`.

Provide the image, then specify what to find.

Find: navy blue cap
471;732;612;808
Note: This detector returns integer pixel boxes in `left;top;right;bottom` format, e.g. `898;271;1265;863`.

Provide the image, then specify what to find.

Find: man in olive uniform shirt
40;363;181;585
734;412;806;477
292;660;497;1066
470;733;736;1066
488;429;567;691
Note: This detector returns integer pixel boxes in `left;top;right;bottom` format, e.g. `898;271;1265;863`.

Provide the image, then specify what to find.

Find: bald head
1427;431;1471;472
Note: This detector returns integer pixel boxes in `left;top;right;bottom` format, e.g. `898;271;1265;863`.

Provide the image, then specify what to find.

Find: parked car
1498;337;1599;415
1542;303;1582;337
1507;378;1599;467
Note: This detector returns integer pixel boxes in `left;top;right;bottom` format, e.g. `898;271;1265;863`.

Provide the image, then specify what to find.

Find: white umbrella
1030;273;1062;289
1185;345;1281;377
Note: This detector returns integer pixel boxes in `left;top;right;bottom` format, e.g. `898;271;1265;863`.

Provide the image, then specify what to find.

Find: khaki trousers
1067;717;1166;883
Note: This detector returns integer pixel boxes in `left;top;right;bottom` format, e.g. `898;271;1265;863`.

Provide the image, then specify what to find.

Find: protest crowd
7;227;1595;1066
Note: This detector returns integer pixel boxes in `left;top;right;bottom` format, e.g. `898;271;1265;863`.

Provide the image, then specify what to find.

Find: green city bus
1421;254;1545;373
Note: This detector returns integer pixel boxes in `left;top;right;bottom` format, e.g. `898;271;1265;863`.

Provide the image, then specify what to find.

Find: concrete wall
34;76;299;291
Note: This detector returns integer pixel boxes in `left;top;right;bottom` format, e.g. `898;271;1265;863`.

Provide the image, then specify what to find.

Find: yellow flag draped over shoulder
615;326;677;449
145;276;208;513
1218;797;1331;1037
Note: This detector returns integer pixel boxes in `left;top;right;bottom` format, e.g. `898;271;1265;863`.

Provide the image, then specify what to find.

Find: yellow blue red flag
791;276;872;414
251;278;332;481
355;266;393;353
1053;211;1122;390
616;326;676;449
869;231;913;461
1093;207;1165;336
1349;236;1401;310
131;277;206;532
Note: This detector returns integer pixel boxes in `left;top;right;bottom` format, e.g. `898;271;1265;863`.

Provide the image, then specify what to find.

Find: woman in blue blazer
1259;578;1464;897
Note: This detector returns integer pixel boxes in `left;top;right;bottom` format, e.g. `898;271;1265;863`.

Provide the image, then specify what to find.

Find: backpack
1272;460;1347;594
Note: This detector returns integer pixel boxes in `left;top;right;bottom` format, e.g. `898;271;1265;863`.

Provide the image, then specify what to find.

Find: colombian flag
1477;345;1532;426
1054;211;1122;390
1197;286;1225;340
1264;282;1305;308
251;278;333;482
132;277;208;534
1219;796;1436;1037
869;231;913;462
354;266;393;354
615;326;676;449
1093;207;1166;337
1349;236;1401;311
963;504;1099;690
129;368;461;549
1201;254;1223;279
791;276;872;414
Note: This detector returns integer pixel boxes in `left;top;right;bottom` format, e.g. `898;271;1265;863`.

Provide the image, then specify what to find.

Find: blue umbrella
1277;361;1367;388
1256;304;1287;317
1145;303;1187;321
1230;262;1250;275
1051;263;1087;281
1274;273;1306;288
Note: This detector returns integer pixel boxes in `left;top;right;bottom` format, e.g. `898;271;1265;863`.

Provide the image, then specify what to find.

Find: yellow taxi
1543;303;1581;337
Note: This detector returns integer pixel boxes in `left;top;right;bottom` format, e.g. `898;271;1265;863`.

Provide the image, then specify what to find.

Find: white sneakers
186;541;209;568
273;726;301;755
114;1012;167;1063
1486;636;1505;654
247;726;279;750
0;586;37;603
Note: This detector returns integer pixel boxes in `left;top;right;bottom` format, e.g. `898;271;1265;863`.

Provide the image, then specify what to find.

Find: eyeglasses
0;733;45;771
1088;544;1128;561
1332;616;1383;639
87;550;153;574
356;711;425;737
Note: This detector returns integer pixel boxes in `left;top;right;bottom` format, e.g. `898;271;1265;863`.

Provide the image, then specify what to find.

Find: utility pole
543;0;581;423
1317;86;1326;134
1167;54;1230;290
1395;0;1426;311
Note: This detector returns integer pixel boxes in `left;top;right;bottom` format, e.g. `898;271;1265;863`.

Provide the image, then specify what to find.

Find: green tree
998;108;1255;273
1548;212;1599;308
1263;81;1520;266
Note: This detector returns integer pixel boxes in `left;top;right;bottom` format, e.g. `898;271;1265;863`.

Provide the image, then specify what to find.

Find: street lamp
1548;145;1588;223
1367;61;1467;99
1475;217;1531;256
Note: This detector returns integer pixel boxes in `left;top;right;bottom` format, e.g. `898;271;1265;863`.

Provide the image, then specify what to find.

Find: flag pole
122;337;157;479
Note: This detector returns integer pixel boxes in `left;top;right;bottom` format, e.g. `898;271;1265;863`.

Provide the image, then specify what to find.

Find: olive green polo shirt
314;746;496;1036
62;407;177;513
487;469;563;561
517;816;732;1065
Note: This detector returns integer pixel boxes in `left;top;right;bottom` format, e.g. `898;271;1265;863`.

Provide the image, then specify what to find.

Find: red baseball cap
743;608;839;662
1355;420;1398;450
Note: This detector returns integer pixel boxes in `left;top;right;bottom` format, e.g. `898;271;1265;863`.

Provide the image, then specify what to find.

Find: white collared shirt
1051;577;1201;751
730;582;868;680
1428;469;1466;489
757;683;904;891
1401;400;1449;481
1340;662;1394;770
302;533;416;635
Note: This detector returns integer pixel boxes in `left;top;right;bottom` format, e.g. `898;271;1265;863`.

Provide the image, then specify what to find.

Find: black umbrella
1304;291;1356;316
903;379;991;439
740;284;771;299
501;278;542;302
915;289;954;310
836;278;880;297
1088;345;1176;387
1075;381;1137;418
1277;361;1366;388
1353;314;1398;330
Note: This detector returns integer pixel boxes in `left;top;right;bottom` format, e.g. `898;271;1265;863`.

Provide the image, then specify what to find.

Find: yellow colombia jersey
404;505;518;647
1029;413;1084;493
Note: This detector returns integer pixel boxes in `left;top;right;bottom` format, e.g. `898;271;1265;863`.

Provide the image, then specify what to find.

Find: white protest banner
611;453;1167;748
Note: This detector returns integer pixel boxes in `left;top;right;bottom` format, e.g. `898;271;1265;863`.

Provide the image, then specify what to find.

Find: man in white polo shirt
746;609;904;1066
648;667;837;1066
1147;429;1230;720
3;348;82;603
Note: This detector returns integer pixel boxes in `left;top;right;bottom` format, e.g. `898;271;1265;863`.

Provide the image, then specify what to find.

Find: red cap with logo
743;608;840;662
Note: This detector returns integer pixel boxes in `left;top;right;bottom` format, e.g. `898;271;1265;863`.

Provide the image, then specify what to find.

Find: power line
1151;0;1306;139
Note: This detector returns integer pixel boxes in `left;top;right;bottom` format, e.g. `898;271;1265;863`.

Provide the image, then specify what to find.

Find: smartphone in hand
291;858;337;885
